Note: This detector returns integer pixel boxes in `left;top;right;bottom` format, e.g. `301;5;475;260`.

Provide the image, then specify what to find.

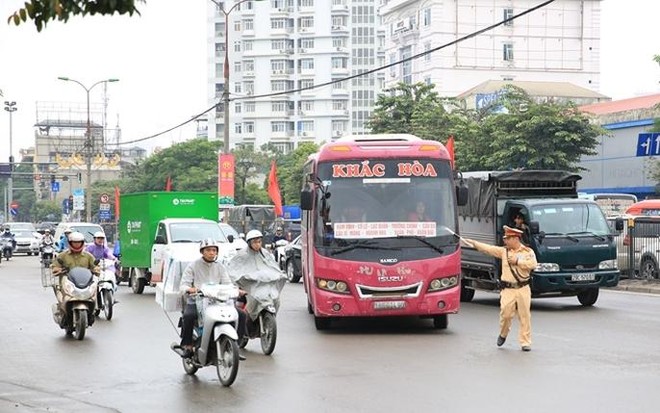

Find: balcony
299;26;315;34
331;4;349;13
271;7;292;15
271;69;291;76
243;71;255;77
331;25;348;32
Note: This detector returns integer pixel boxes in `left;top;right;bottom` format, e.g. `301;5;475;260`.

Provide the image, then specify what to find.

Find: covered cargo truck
458;170;621;306
120;192;234;294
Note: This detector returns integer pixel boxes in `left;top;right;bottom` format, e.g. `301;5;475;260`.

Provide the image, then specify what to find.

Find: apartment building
379;0;601;102
207;0;384;152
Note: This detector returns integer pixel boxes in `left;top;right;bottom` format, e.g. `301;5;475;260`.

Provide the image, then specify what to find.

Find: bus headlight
535;263;560;272
316;278;350;294
428;276;458;292
599;259;617;270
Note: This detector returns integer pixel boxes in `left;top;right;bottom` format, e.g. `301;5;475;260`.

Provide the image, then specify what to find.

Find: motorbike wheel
260;312;277;355
182;356;198;375
74;309;87;340
216;336;239;387
103;290;114;320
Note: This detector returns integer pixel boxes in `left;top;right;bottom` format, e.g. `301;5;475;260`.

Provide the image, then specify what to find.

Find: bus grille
356;282;422;299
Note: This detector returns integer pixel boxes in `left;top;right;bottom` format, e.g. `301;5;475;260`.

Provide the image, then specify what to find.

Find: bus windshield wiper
542;232;579;242
331;241;400;256
395;235;444;253
567;231;607;241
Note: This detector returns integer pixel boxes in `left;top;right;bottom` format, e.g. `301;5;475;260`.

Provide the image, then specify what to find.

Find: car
610;215;660;279
12;229;41;255
282;235;302;283
53;222;105;247
5;222;37;233
218;223;248;250
36;221;59;234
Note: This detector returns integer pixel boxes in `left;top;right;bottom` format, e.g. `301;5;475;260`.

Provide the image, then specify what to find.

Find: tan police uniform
464;226;538;349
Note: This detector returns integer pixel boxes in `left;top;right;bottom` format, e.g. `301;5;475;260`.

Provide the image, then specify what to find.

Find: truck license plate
571;273;596;281
373;300;406;310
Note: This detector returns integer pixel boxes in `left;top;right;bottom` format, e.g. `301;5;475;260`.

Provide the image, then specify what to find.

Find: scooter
234;270;287;356
51;266;98;340
175;284;241;387
1;238;14;261
41;241;55;268
96;258;117;320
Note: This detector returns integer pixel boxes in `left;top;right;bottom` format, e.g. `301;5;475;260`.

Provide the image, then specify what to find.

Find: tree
276;142;319;205
31;201;62;222
8;0;143;32
368;82;444;134
232;145;269;205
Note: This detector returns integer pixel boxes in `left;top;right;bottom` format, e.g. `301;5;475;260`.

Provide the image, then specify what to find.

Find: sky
0;0;659;165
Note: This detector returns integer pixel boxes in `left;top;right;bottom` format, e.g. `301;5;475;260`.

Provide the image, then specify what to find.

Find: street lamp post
211;0;263;154
57;77;119;222
3;101;17;222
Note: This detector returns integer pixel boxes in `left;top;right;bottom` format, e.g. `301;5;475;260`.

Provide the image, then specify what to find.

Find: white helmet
245;229;263;243
93;231;106;238
68;232;85;242
199;238;219;253
64;227;73;234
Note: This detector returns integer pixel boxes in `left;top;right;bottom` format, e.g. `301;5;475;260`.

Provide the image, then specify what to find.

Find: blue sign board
51;182;60;192
10;208;17;216
99;210;112;221
636;133;660;157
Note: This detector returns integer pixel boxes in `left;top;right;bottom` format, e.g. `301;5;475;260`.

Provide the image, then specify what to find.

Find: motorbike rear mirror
227;234;234;243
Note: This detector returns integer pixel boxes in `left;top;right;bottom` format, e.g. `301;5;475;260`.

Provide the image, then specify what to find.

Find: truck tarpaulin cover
226;249;287;320
459;170;581;218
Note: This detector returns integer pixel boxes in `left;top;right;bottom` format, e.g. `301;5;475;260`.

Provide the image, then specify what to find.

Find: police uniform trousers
499;284;532;346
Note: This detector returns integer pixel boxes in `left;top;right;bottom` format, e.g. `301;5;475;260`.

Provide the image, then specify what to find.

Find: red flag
268;161;283;216
445;136;455;169
165;176;172;192
114;185;120;222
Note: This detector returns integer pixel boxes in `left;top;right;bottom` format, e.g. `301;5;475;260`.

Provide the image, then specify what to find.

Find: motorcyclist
56;227;73;252
50;232;98;311
272;226;286;243
41;229;55;246
0;226;16;250
171;238;247;360
85;231;115;261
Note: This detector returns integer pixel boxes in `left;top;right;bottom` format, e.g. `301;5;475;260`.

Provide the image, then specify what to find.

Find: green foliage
31;201;62;222
232;145;269;205
276;142;319;205
243;183;269;205
12;162;36;222
8;0;143;31
368;83;606;172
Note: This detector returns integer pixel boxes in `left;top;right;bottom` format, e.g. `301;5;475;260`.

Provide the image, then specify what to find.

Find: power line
116;0;555;146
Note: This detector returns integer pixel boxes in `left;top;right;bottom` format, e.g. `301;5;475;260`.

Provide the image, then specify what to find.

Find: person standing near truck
461;226;538;351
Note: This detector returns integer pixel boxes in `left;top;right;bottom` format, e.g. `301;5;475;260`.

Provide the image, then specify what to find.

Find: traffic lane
2;255;660;413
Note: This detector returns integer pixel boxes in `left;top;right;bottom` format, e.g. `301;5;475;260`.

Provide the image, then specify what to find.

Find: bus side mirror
301;189;313;211
529;221;540;235
456;186;468;206
615;218;624;232
227;234;234;243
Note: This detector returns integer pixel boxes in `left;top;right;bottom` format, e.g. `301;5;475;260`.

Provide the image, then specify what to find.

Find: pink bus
299;134;467;330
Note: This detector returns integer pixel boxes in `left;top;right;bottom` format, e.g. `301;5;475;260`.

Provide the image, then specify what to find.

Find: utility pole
3;101;17;222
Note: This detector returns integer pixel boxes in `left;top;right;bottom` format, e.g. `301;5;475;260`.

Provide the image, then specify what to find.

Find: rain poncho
227;247;287;320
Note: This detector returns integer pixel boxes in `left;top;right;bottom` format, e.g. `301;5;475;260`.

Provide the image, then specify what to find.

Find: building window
234;62;241;73
272;101;289;112
401;46;412;84
300;38;315;49
332;100;347;110
300;16;314;28
300;100;314;112
424;42;431;62
301;0;314;7
235;124;242;134
244;102;255;112
331;57;348;69
423;8;431;26
271;142;294;154
244;60;254;71
235;102;242;114
244;81;254;95
299;79;314;90
243;40;253;51
243;19;253;30
424;76;432;86
503;43;514;61
298;120;314;132
332;37;346;48
272;121;288;132
234;83;242;94
299;58;314;70
234;41;241;52
234;21;241;31
245;122;254;133
503;8;514;26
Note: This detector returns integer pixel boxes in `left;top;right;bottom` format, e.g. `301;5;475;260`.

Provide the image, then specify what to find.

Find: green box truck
458;170;622;306
119;192;222;294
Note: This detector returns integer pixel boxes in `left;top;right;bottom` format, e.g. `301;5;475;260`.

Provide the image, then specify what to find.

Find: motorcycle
51;266;98;340
174;284;241;387
96;259;117;320
233;269;287;355
0;237;14;261
41;241;55;268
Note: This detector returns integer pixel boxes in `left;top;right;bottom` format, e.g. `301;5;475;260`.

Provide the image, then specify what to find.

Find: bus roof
313;134;451;162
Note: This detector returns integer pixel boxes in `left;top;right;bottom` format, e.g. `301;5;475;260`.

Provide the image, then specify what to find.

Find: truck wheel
433;314;448;329
131;270;146;294
577;288;599;306
460;281;475;302
640;257;659;280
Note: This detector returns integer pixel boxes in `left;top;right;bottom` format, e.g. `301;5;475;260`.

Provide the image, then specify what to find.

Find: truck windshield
313;159;458;260
530;203;610;236
169;222;227;243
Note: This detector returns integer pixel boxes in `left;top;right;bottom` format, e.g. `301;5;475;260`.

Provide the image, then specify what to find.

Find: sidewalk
608;279;660;294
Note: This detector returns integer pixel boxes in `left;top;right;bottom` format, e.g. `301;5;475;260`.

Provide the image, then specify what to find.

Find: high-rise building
207;0;384;152
379;0;601;101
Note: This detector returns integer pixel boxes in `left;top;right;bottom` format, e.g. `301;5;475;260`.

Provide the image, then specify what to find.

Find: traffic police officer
462;226;538;351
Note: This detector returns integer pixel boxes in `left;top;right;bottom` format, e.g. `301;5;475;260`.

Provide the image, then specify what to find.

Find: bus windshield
530;203;611;236
313;159;457;259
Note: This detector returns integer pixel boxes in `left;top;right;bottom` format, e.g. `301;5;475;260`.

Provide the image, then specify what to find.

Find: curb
607;280;660;295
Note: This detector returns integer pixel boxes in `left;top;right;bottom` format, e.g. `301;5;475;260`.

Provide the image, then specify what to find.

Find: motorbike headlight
535;263;560;272
599;259;617;270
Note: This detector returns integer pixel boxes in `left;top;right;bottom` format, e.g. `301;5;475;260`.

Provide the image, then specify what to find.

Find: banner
165;176;172;191
218;153;235;207
114;186;120;222
268;160;283;216
445;136;455;170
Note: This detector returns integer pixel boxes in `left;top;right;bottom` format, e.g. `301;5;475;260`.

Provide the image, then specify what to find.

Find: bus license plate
373;301;406;310
571;273;596;281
